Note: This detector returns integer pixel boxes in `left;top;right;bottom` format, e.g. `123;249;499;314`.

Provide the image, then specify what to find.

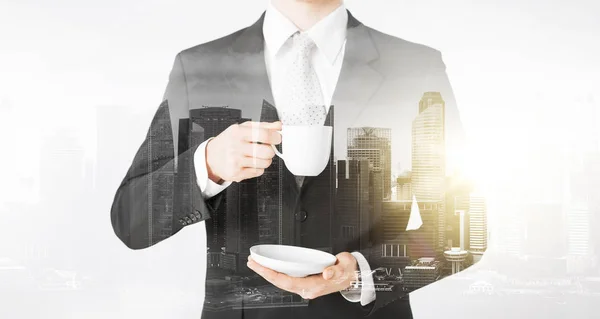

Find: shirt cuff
340;251;376;306
194;138;232;199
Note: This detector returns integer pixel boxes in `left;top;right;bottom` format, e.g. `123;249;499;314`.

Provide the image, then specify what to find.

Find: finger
242;143;276;159
322;265;347;282
324;254;357;282
337;253;359;282
247;259;295;291
240;157;272;169
333;265;353;284
240;127;273;144
297;275;332;299
240;121;282;130
246;258;326;297
246;257;332;299
267;121;283;129
239;124;282;145
323;267;336;280
236;167;265;181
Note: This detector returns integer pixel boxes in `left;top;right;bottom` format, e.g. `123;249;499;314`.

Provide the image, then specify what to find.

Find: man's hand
206;121;282;183
247;252;359;300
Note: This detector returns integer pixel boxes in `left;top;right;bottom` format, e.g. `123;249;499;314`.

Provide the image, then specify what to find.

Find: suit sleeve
360;49;466;316
110;53;224;250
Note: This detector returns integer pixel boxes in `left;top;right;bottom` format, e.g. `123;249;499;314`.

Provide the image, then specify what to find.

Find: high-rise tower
468;194;488;263
347;127;392;199
411;92;445;202
335;159;370;253
190;107;249;255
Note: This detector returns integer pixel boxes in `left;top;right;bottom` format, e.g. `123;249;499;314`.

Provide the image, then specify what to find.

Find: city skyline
1;91;599;318
9;94;600;279
1;0;599;317
169;91;491;310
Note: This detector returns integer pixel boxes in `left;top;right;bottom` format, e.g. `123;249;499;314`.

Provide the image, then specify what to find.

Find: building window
341;225;356;239
382;244;407;257
259;229;271;237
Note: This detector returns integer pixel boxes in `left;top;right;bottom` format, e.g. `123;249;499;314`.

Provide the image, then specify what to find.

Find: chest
265;42;346;108
184;51;424;166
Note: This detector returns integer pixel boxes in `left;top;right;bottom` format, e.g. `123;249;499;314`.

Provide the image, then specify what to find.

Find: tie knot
291;32;316;55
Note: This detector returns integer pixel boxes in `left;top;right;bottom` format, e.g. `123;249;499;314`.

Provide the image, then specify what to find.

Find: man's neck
271;0;343;31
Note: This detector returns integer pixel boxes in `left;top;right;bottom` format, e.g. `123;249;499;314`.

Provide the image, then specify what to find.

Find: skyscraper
41;129;86;207
396;171;412;201
370;200;440;271
145;104;176;245
297;106;336;252
403;257;443;292
524;202;566;258
566;152;598;274
566;203;590;274
335;159;370;253
468;194;488;263
190;107;248;253
368;167;384;252
347;127;392;199
257;100;282;246
225;178;258;274
96;106;148;206
444;174;474;249
40;128;87;267
443;191;488;264
411;92;445;202
370;200;411;272
436;199;446;253
495;209;526;257
174;119;206;242
587;152;600;273
190;106;244;141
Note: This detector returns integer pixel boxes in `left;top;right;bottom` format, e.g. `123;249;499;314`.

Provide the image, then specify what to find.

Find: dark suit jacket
111;10;465;319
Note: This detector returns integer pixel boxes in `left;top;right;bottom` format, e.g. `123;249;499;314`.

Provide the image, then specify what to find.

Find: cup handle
271;131;284;159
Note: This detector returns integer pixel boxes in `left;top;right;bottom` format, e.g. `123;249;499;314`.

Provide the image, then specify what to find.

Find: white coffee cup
270;125;332;176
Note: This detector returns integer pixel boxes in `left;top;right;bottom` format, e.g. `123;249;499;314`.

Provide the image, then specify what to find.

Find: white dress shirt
193;1;376;306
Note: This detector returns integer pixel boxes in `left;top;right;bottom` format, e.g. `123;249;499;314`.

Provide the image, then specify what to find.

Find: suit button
295;210;308;222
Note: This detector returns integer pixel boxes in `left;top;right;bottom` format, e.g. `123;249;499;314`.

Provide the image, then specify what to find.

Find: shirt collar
262;1;348;65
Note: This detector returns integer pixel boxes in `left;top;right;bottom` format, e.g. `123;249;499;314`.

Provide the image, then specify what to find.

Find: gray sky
2;0;597;192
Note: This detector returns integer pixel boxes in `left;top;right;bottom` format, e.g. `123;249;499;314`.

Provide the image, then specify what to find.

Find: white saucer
249;244;337;278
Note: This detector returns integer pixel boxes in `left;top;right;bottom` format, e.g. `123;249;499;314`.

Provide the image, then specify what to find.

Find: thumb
322;267;335;280
322;266;342;281
240;121;281;129
264;121;282;129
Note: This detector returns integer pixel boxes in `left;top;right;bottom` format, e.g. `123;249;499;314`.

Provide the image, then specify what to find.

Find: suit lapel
223;10;384;189
330;12;383;127
223;10;382;125
223;13;275;119
304;12;383;187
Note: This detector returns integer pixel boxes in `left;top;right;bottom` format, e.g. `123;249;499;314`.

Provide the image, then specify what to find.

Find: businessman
111;0;466;318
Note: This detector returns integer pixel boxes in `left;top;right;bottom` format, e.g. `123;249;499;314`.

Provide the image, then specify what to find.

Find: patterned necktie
279;32;327;187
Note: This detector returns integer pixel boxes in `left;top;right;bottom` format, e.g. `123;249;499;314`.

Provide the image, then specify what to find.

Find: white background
1;0;599;318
